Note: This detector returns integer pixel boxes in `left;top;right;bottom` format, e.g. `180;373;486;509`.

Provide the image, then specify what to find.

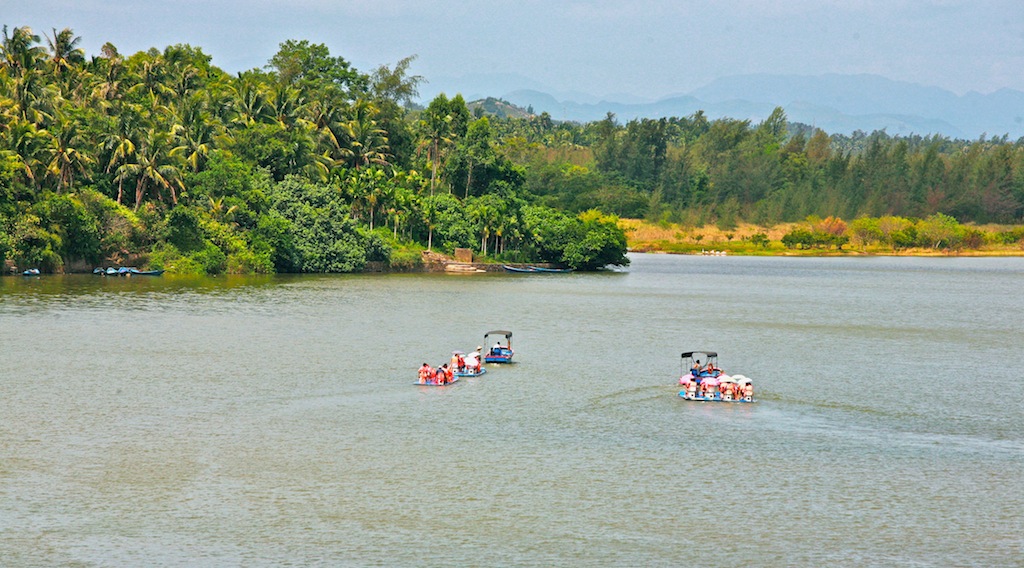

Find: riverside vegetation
2;26;1022;274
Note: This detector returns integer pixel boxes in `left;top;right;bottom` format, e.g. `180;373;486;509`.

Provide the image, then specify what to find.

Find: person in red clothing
418;363;432;384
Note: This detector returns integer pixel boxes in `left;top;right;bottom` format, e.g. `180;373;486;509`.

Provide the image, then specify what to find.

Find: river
2;254;1022;566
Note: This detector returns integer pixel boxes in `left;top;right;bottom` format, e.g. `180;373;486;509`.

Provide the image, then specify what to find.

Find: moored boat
677;350;755;402
97;266;165;276
528;266;572;273
502;265;537;273
129;268;165;276
21;268;40;276
502;264;572;273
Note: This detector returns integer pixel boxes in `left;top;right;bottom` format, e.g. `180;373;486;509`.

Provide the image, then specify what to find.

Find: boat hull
679;391;754;403
454;368;486;378
415;376;461;386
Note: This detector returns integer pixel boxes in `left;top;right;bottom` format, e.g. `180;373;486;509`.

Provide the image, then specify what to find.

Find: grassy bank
620;219;1024;256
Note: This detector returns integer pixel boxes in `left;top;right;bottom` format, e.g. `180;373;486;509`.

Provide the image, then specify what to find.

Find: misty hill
466;97;533;119
451;73;1024;140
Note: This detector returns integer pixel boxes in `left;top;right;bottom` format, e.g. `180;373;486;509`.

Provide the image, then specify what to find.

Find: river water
2;254;1022;566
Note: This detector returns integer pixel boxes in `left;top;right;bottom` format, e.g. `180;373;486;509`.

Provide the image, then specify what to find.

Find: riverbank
620;218;1024;256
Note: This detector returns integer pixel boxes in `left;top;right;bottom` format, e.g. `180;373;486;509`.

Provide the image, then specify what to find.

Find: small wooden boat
21;268;40;276
99;267;165;276
503;265;537;273
503;264;571;273
128;268;165;276
528;266;572;273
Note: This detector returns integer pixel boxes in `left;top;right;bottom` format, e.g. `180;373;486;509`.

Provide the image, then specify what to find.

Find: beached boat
528;266;572;273
128;268;165;276
97;267;165;276
483;330;514;363
502;265;572;273
678;351;755;402
503;264;537;273
21;268;40;276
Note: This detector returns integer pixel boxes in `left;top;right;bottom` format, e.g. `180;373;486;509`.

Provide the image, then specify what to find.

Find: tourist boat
483;330;514;363
454;367;486;378
678;350;755;402
451;349;486;377
416;361;460;386
416;375;460;386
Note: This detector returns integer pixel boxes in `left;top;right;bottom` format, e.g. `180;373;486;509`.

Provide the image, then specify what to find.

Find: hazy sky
5;0;1023;98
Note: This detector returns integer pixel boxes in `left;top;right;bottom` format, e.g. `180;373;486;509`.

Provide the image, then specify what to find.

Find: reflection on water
2;256;1022;566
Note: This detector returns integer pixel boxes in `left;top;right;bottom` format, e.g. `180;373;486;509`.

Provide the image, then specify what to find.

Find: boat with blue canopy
483;330;515;363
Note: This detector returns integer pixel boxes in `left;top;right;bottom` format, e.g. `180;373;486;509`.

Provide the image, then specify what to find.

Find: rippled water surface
2;255;1022;566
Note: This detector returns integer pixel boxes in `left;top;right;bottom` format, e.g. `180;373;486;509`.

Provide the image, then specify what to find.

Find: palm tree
268;83;305;130
417;108;452;195
344;100;390;169
44;27;85;78
1;26;45;79
90;44;124;103
170;96;215;173
103;107;142;204
44;113;92;192
1;117;47;190
1;26;48;124
229;72;272;127
208;196;238;222
117;128;183;209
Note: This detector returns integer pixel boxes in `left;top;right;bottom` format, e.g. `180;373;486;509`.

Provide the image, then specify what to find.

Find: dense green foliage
0;25;627;273
508;108;1024;229
4;24;1023;273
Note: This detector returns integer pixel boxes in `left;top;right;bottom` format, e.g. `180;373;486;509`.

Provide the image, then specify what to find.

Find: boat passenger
742;382;754;401
434;365;447;385
443;363;453;383
450;353;460;371
418;363;432;384
465;352;480;374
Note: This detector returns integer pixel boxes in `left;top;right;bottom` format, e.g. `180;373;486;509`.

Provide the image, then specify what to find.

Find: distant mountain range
422;73;1024;140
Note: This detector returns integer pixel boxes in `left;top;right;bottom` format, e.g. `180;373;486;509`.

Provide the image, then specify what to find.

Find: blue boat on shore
96;267;165;276
503;265;572;273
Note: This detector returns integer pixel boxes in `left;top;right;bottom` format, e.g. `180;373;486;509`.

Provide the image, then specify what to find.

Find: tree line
502;108;1024;231
0;26;627;273
3;25;1023;274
